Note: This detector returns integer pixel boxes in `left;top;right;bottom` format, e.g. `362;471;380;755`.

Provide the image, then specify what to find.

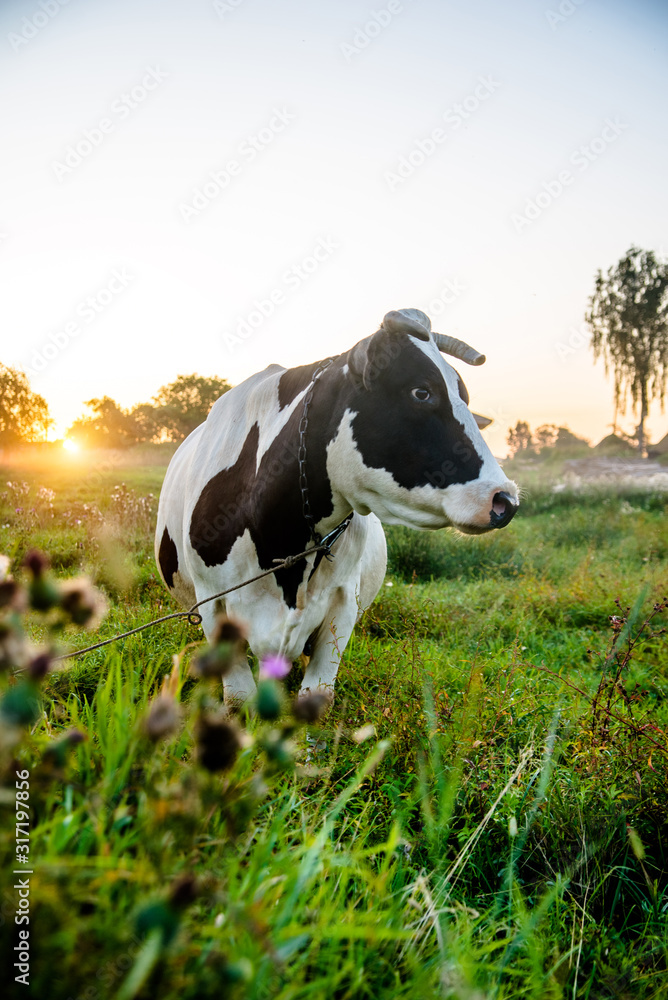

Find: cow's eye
411;387;431;402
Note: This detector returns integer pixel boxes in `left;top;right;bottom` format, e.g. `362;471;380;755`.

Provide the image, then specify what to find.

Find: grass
0;448;667;999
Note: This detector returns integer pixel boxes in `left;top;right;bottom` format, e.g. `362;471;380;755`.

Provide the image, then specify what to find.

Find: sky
1;0;667;456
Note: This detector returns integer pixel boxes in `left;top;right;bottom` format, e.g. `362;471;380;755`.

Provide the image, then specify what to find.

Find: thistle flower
168;873;199;909
59;577;107;628
191;615;248;681
292;691;331;723
26;651;52;681
259;654;291;680
196;711;242;772
143;694;181;742
255;679;283;721
0;578;27;612
23;550;49;578
0;621;28;672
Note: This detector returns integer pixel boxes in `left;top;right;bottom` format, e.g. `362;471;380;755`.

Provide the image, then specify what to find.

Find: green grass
0;449;667;999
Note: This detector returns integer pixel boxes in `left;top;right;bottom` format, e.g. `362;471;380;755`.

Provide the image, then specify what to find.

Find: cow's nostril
490;491;518;529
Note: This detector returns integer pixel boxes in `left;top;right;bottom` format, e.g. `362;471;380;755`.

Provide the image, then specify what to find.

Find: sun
62;438;81;454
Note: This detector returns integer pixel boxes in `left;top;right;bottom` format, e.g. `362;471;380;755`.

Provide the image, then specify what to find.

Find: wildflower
196;711;242;771
0;679;41;726
23;549;50;577
0;621;29;672
259;653;291;680
143;694;181;742
191;615;247;680
24;551;60;612
292;691;331;723
0;578;27;613
59;577;107;628
255;679;283;721
168;873;199;908
26;651;52;680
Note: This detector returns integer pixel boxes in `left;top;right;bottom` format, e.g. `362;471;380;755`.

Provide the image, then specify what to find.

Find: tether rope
51;519;352;663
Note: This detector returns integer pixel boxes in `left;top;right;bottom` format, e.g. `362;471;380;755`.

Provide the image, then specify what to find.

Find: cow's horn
381;308;431;342
433;333;486;366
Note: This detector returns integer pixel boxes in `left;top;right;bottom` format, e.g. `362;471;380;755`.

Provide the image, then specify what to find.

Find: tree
0;364;52;445
149;374;231;441
507;420;533;457
68;397;142;449
534;424;559;451
586;246;668;456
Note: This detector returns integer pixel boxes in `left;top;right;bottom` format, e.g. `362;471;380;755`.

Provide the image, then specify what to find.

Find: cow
155;308;518;704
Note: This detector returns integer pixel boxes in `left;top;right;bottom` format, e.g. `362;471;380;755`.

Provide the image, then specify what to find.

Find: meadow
0;447;666;999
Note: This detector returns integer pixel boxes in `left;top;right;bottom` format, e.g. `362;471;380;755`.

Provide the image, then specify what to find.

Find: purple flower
259;654;291;680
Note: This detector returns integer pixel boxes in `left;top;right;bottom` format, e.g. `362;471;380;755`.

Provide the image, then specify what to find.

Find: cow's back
155;363;287;609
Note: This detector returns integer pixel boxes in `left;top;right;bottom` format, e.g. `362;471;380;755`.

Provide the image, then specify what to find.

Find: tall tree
150;374;231;441
0;364;52;445
586;246;668;455
507;420;533;457
68;397;141;449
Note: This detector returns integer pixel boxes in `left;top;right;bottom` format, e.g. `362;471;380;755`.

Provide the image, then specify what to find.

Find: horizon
1;0;667;455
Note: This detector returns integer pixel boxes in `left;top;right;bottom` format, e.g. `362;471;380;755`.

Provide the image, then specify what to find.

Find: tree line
0;371;231;448
2;245;667;451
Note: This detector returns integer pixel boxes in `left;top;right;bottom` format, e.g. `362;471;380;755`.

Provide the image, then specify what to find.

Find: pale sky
1;0;667;455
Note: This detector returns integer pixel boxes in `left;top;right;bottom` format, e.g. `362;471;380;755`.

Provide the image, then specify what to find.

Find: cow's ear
346;334;374;388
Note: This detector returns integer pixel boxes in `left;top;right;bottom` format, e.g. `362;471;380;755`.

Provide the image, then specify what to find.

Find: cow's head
329;308;518;534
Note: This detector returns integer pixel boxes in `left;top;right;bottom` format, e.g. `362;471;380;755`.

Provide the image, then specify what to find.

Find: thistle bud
59;577;107;628
143;695;181;742
28;576;61;613
26;651;52;681
191;615;247;681
168;873;198;909
0;680;41;726
196;712;242;772
255;679;283;721
23;550;50;578
292;691;331;723
0;579;26;612
0;622;28;672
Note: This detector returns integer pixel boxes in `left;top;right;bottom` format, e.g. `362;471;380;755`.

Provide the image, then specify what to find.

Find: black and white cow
155;308;518;703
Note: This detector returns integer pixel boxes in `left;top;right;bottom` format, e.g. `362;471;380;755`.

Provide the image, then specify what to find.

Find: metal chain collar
297;357;354;553
298;358;335;544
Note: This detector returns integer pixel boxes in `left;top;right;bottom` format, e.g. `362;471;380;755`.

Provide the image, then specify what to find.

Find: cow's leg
197;600;257;705
299;586;358;697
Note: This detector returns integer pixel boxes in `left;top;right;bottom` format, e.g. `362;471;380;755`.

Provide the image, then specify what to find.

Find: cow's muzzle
490;491;518;529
